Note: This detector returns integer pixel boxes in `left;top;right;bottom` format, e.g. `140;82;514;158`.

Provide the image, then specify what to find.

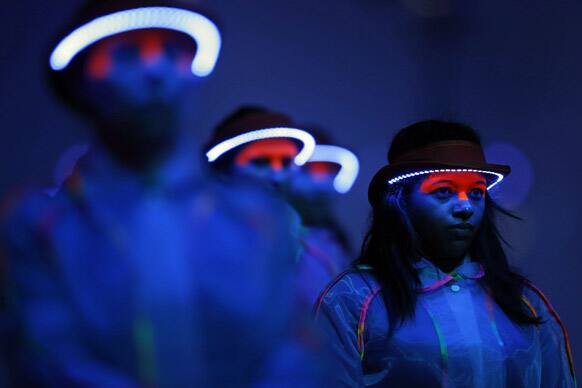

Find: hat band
50;7;221;77
387;168;504;190
205;127;316;166
392;141;486;165
308;145;360;194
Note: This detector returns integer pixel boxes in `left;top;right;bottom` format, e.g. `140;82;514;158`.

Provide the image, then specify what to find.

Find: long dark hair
358;120;540;328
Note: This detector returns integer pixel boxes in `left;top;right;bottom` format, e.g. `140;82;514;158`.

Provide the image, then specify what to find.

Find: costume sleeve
524;283;577;388
1;194;138;387
315;296;364;386
314;271;388;388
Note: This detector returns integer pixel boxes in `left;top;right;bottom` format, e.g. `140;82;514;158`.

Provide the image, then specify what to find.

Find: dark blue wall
1;0;580;375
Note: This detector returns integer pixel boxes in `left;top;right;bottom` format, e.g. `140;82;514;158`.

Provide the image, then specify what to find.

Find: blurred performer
2;1;327;386
287;128;358;307
204;107;353;308
204;106;314;191
2;1;221;385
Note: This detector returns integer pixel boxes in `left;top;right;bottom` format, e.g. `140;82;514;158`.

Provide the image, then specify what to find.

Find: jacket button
450;284;461;292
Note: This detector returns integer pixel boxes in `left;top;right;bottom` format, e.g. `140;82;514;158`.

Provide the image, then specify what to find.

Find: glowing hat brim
368;161;511;207
49;6;221;77
308;145;359;194
205;127;316;166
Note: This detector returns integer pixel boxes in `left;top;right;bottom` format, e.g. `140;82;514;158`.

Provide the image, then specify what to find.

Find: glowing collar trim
308;145;359;194
388;168;504;190
206;127;316;166
49;6;221;77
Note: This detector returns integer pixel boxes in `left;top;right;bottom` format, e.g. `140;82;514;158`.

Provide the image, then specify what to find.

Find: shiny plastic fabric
295;226;352;310
2;148;327;387
315;258;576;387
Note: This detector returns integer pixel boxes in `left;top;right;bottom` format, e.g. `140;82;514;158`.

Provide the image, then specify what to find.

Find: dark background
1;0;580;375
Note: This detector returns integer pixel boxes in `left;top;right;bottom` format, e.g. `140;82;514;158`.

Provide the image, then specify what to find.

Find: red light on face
140;31;164;66
235;138;299;171
84;29;197;79
419;172;487;200
86;45;113;80
306;161;341;181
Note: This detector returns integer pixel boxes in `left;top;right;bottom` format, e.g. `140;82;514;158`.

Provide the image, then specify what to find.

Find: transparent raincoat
315;258;576;387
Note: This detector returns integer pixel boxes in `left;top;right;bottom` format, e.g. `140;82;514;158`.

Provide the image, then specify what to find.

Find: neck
425;254;467;274
94;110;179;173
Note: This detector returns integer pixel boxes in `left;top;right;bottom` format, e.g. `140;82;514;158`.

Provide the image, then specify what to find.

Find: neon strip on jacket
206;127;316;166
388;168;505;190
308;145;359;194
49;7;221;77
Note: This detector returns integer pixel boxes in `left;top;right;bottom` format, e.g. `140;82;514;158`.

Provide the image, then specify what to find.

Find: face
81;29;198;118
233;138;299;188
290;161;341;199
406;172;487;262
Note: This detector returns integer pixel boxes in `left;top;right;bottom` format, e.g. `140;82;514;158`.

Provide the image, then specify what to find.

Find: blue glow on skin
233;161;299;188
50;7;221;77
231;138;300;188
80;29;201;122
407;173;486;268
289;164;338;199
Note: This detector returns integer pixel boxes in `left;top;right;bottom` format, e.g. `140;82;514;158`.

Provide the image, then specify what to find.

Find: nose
452;197;474;221
270;158;284;172
141;35;165;67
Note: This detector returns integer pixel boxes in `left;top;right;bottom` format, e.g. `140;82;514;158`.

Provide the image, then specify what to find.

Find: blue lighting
308;145;359;194
206;128;316;166
387;168;505;190
49;7;221;77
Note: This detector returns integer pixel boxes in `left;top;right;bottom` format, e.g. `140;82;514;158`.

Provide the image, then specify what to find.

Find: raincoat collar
413;256;485;293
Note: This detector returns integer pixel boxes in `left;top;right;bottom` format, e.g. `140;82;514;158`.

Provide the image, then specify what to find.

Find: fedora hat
368;138;511;208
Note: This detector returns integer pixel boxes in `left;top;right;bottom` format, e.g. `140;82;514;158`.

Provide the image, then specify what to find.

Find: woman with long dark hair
314;120;576;387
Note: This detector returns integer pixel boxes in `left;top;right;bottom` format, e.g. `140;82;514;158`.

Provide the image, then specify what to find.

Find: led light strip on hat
308;145;359;194
388;168;504;190
50;7;221;77
206;128;316;166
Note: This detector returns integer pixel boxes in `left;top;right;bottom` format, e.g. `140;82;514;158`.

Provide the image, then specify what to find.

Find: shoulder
521;281;576;377
314;266;385;322
520;280;564;322
314;266;389;359
1;183;77;262
1;185;58;235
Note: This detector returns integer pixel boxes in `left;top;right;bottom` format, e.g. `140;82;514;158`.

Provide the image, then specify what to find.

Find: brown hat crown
368;120;511;207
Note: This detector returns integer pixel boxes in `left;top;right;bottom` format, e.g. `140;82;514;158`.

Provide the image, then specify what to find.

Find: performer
2;1;222;385
204;106;312;191
2;3;330;385
287;128;358;307
205;106;354;317
314;120;576;387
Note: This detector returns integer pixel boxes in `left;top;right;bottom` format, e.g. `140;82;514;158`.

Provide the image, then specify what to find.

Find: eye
164;42;181;60
112;43;140;62
250;157;271;168
468;188;485;200
431;187;453;199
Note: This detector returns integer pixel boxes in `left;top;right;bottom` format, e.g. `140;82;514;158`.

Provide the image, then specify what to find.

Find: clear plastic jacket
1;148;325;387
295;226;352;310
314;258;576;388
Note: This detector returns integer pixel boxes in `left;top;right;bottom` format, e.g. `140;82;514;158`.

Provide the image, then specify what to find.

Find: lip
449;223;474;230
